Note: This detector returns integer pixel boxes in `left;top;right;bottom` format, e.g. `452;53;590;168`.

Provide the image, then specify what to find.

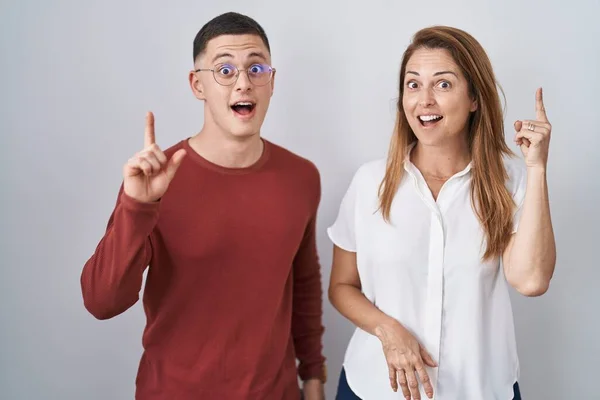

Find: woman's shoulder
352;158;388;185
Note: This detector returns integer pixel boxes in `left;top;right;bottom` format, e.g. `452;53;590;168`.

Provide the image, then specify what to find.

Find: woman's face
402;48;478;147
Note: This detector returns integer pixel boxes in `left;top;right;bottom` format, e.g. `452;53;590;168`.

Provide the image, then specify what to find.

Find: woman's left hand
514;87;552;169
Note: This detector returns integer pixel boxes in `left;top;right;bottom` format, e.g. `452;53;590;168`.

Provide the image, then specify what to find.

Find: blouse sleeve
511;162;528;234
327;168;361;252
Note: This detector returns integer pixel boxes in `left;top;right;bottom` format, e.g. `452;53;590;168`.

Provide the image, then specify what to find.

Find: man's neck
188;127;264;169
411;138;471;179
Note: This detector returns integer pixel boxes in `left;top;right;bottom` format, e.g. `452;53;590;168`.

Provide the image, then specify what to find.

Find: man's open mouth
231;102;256;116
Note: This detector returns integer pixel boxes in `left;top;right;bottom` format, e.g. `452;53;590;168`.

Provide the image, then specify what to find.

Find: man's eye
218;65;235;75
250;64;265;73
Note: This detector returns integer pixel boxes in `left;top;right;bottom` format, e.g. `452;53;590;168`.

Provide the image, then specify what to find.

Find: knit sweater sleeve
291;168;326;382
80;185;158;320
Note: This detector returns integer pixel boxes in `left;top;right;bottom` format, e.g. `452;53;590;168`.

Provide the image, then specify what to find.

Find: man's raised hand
123;112;186;203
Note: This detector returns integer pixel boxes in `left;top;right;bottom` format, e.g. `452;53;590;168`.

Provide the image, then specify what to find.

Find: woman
328;26;555;400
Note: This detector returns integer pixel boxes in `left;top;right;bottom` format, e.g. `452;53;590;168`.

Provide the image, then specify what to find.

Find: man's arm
292;170;326;395
80;186;157;319
81;112;185;320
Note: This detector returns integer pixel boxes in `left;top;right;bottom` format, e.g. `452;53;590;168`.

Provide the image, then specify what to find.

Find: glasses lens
248;64;272;86
214;64;238;86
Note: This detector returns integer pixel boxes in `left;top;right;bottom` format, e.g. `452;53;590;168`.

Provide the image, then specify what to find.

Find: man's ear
269;69;276;97
189;71;206;100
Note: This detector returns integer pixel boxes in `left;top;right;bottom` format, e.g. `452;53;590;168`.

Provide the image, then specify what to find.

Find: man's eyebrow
212;52;234;63
211;51;268;64
247;52;268;61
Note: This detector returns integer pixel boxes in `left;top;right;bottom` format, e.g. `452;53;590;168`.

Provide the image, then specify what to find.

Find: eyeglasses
195;63;275;86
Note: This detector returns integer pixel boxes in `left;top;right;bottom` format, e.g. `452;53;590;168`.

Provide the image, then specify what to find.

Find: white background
1;0;599;398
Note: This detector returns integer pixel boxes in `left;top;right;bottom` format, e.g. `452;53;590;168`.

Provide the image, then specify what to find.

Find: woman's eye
407;81;418;89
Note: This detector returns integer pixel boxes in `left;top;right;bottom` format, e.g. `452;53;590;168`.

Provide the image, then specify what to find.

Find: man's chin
228;128;260;139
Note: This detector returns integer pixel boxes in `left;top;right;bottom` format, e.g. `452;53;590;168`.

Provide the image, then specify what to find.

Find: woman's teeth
419;115;442;122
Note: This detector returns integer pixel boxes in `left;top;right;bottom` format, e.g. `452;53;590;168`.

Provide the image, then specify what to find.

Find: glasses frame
195;63;276;87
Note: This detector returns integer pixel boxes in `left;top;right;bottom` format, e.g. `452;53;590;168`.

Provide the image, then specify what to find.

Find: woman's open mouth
419;114;443;127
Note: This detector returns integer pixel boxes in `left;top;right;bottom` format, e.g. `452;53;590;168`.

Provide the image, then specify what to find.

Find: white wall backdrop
1;0;599;399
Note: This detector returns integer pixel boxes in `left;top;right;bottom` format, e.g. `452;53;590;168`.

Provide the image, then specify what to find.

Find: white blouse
327;147;527;400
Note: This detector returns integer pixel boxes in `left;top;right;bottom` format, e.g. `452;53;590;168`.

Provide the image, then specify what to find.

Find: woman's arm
328;245;436;399
328;245;395;335
504;88;556;297
503;167;556;296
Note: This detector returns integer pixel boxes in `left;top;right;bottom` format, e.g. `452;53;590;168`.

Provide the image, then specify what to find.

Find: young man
80;12;326;400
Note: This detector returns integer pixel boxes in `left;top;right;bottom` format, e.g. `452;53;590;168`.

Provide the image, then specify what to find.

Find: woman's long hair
378;26;515;261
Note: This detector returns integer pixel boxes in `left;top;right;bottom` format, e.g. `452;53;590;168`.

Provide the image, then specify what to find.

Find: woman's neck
410;139;471;180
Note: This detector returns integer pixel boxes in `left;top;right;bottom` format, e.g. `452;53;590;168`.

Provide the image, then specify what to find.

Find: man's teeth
234;102;253;106
419;115;442;122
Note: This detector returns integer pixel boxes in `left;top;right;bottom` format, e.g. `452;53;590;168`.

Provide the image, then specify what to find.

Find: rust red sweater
80;139;326;400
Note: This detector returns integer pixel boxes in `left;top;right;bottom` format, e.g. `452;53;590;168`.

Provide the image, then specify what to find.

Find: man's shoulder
162;139;187;156
266;140;320;178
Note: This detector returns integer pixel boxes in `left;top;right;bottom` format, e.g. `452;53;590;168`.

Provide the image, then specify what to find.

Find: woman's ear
470;97;478;112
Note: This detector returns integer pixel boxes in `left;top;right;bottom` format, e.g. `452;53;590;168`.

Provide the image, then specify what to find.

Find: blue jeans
335;368;522;399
